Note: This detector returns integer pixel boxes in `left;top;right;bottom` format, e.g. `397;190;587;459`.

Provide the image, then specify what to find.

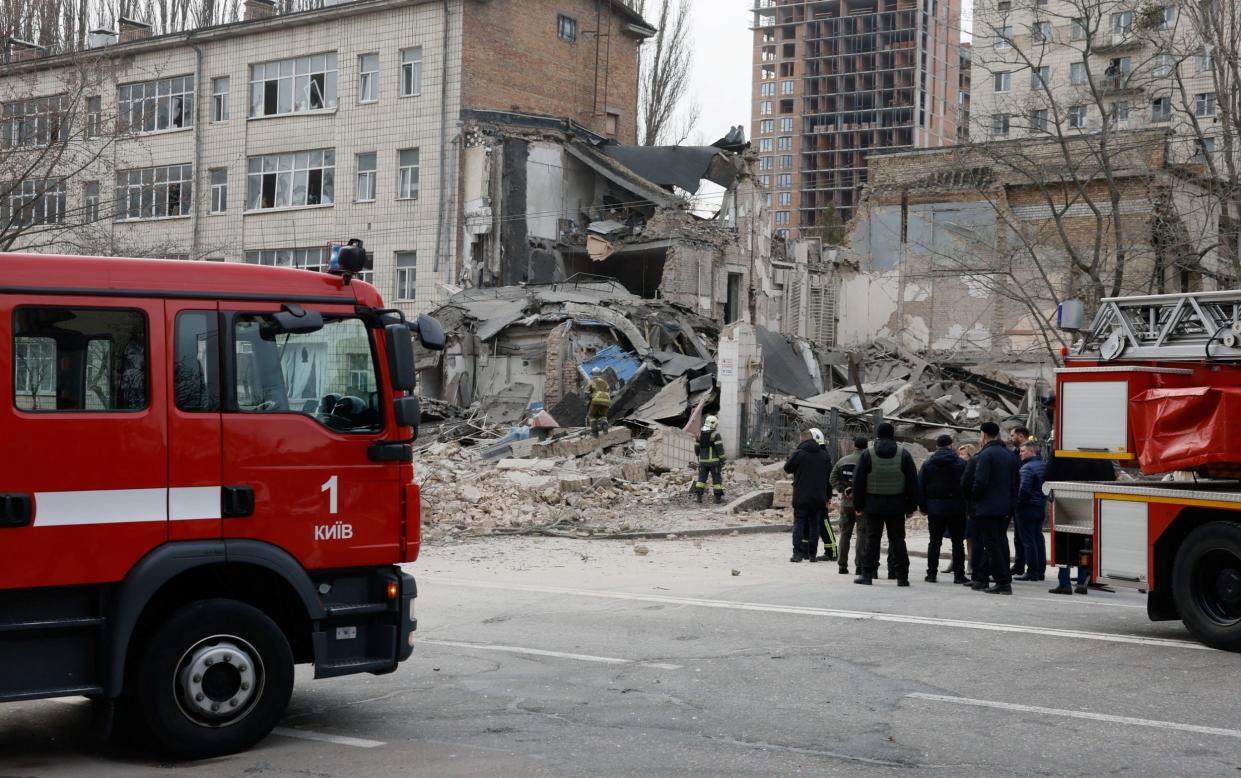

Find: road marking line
907;693;1241;739
431;578;1210;651
271;727;385;749
420;638;682;670
1017;595;1147;609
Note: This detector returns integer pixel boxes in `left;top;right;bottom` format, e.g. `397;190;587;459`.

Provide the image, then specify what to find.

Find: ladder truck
1050;289;1241;650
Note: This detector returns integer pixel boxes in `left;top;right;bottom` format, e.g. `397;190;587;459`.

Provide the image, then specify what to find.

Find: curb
545;523;793;540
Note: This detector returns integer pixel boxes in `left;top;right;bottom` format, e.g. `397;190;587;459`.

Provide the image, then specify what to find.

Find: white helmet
591;367;602;376
810;428;825;446
703;415;719;432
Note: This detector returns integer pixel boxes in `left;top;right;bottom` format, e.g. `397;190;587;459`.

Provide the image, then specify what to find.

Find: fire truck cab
1050;290;1241;651
0;251;442;758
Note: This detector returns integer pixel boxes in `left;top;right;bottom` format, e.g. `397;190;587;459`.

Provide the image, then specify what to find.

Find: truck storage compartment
1056;367;1192;461
1131;386;1241;476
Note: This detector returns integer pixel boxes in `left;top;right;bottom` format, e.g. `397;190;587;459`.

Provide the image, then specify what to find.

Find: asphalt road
4;534;1241;777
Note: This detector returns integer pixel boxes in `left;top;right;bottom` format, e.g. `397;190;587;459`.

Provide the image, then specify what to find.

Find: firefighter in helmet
694;415;726;504
584;367;612;437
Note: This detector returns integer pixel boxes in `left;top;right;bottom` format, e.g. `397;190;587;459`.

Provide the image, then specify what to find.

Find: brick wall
461;0;643;143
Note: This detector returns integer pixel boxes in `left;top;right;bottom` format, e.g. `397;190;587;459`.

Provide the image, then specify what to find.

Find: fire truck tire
134;599;295;759
1173;521;1241;651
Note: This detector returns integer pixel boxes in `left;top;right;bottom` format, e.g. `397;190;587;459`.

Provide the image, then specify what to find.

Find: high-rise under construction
751;0;964;234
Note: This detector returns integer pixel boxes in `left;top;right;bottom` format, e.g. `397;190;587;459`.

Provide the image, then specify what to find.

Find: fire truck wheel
135;599;294;759
1173;521;1241;651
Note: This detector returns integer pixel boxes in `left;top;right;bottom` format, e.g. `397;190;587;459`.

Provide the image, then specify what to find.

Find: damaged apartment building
456;110;772;326
835;129;1231;372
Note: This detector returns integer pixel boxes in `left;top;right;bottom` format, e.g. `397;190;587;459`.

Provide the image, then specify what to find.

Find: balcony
1097;75;1144;96
1095;31;1144;52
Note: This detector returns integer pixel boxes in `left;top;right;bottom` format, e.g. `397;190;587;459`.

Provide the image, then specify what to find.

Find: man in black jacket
853;422;919;586
919;434;969;584
969;421;1021;595
784;428;833;562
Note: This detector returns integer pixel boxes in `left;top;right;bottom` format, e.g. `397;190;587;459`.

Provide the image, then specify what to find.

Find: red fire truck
1050;290;1241;651
0;248;443;757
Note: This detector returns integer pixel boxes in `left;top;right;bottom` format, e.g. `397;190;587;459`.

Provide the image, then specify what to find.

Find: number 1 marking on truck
321;475;339;514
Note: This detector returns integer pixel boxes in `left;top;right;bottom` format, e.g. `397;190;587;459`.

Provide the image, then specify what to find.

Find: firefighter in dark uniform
584;367;611;437
694;415;726;504
827;435;869;573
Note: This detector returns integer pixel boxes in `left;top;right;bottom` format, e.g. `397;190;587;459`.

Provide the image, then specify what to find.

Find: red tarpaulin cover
1130;386;1241;475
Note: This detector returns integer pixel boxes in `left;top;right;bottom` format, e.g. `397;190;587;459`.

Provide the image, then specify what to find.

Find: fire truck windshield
233;314;382;433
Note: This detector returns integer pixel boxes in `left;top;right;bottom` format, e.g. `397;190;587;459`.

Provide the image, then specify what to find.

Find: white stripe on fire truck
32;487;222;526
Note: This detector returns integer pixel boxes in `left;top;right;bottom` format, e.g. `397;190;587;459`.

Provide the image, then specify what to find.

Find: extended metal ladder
1076;289;1241;361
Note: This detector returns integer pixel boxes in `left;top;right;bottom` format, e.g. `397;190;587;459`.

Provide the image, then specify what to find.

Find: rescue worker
785;427;833;562
970;421;1021;595
827;435;869;573
918;434;969;584
694;415;726;504
584;367;611;437
852;423;918;586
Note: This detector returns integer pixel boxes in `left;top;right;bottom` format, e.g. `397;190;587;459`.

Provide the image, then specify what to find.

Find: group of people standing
784;420;1073;595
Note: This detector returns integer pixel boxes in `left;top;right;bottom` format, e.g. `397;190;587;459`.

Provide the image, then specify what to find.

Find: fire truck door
0;297;169;589
167;304;223;540
219;304;402;568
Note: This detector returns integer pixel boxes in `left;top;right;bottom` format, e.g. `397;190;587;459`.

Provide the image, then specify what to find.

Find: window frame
358;53;379;104
994;71;1011;93
114;163;193;221
1196;92;1217;117
210;168;228;214
394;251;418;302
397;148;419;200
356;151;377;202
399;47;423;98
557;13;578;43
248;53;339;118
12;305;150;414
118;76;195;134
211;76;230;122
245;149;336;212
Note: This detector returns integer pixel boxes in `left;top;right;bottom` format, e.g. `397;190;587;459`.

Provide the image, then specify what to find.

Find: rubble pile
416;429;791;542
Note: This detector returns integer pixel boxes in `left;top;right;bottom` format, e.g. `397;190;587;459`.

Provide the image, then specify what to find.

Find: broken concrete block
772;480;794;510
557;474;593;494
757;463;789;484
461;485;483;504
725;490;775;513
534;426;633;459
496;458;556;471
507;438;538;458
614;461;648;483
647;427;696;473
503;472;556;491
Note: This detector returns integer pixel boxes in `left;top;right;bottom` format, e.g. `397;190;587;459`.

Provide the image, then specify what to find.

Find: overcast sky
680;0;974;145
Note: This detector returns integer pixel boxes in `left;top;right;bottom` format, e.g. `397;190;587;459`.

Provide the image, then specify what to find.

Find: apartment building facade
749;0;963;236
0;0;652;316
968;0;1220;163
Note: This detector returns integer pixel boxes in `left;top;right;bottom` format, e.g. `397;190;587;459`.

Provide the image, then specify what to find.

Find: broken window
1151;96;1171;122
118;77;194;133
1029;108;1048;133
245;149;334;210
114;164;192;220
1071;18;1087;40
1067;105;1088;128
249;54;337;117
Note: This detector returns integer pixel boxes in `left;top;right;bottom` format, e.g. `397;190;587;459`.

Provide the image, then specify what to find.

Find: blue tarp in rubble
579;345;641;384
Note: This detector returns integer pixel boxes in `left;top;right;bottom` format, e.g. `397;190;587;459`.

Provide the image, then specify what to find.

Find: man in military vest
851;422;919;586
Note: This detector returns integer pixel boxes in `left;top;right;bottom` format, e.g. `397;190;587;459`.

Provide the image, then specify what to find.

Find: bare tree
1;56;122;252
632;0;697;146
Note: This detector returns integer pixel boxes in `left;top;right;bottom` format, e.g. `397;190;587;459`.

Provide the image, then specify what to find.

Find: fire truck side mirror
385;323;417;391
394;396;420;430
413;313;446;351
